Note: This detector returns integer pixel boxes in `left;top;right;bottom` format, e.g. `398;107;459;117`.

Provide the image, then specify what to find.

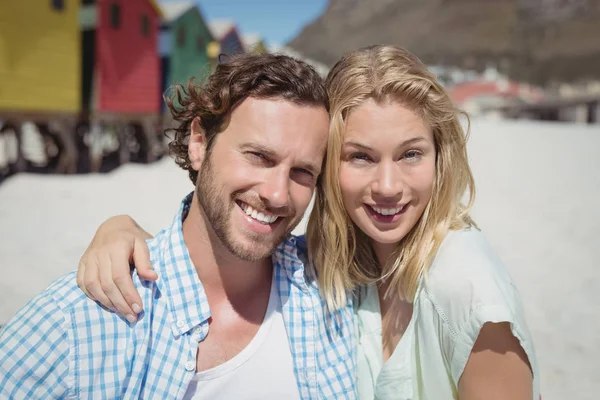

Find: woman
77;45;539;399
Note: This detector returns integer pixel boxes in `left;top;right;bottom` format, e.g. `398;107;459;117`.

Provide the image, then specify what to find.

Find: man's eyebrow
239;142;278;158
240;142;321;175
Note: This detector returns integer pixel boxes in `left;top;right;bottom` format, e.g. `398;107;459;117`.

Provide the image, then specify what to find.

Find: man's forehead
229;98;327;134
235;97;328;120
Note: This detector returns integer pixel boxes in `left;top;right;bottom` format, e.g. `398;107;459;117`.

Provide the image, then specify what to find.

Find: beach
0;118;598;400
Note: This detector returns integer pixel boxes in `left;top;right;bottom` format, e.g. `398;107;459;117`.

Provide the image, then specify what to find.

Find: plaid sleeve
0;288;71;399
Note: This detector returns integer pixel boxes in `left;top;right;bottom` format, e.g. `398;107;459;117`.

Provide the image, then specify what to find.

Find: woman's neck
371;241;397;267
377;279;414;363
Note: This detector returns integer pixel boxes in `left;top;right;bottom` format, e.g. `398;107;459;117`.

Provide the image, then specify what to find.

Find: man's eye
248;152;269;162
295;168;313;177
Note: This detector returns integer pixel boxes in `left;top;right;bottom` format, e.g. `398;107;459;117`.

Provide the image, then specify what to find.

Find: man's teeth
240;203;278;224
371;205;403;215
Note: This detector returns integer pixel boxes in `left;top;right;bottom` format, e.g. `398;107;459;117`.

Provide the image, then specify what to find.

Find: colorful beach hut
0;0;81;175
209;20;245;57
0;0;80;114
79;0;164;169
158;2;214;108
80;0;163;115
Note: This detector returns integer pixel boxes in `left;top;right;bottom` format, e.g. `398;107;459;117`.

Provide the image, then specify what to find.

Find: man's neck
182;195;273;306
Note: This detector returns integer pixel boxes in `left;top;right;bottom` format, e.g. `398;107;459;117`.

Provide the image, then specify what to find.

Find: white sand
0;118;598;399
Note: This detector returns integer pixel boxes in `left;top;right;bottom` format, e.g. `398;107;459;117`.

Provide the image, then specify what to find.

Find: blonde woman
77;45;539;399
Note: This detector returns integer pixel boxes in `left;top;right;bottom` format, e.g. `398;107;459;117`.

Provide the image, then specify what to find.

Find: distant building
451;80;543;116
450;69;600;124
209;19;245;57
159;1;214;108
269;45;329;78
449;67;545;118
0;0;81;114
243;34;267;55
429;65;480;88
80;0;163;115
493;95;600;124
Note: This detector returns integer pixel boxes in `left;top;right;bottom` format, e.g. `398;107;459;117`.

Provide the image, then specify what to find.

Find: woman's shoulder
416;227;538;390
426;226;512;287
420;226;521;323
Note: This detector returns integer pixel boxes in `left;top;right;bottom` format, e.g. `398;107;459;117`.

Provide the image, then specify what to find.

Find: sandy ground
0;118;598;399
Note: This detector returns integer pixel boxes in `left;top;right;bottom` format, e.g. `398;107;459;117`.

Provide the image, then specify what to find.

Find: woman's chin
364;227;408;246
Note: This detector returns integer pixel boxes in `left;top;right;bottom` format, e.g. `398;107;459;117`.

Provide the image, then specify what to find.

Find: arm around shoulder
77;214;156;319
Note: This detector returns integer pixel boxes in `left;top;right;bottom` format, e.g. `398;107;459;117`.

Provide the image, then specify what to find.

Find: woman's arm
76;215;156;322
458;322;533;400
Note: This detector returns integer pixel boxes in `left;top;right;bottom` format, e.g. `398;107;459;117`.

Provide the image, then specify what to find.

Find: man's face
195;97;329;261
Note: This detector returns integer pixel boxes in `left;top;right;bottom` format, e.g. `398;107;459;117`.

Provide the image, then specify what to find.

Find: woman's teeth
371;205;404;216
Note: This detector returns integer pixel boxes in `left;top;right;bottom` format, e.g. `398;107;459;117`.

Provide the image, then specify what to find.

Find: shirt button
177;320;185;328
185;360;195;371
192;327;202;341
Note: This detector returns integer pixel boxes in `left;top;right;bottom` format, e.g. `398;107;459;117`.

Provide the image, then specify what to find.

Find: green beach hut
159;1;214;108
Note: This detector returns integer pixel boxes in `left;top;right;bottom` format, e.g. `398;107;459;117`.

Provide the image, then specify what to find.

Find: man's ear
189;116;207;171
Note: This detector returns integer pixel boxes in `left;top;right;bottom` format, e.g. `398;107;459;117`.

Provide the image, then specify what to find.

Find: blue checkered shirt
0;193;356;399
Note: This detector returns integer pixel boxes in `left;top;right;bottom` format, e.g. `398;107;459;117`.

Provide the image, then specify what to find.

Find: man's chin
225;233;281;262
230;244;276;262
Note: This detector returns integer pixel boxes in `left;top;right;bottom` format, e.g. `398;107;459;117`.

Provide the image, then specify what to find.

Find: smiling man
0;54;356;399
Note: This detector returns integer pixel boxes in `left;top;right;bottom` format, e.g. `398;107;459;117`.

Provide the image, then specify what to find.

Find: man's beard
195;153;298;261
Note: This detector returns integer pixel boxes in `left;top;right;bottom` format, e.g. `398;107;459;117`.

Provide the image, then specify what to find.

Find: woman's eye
403;150;422;161
350;152;372;162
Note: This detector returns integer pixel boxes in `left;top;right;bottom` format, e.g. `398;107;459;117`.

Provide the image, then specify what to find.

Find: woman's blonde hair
306;45;476;310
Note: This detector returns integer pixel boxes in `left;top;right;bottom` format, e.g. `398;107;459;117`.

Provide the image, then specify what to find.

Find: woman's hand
76;215;156;322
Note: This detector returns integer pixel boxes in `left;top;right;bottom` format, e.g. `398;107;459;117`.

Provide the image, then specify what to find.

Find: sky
162;0;329;46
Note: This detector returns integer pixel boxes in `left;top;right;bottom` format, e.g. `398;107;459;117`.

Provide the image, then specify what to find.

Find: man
0;54;356;399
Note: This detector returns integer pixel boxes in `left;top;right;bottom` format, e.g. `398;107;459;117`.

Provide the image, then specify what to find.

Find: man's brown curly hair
164;53;329;185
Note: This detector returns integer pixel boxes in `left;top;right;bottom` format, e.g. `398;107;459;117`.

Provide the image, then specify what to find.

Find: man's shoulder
145;227;170;261
0;272;79;341
144;225;184;275
35;271;90;315
0;273;81;397
35;271;154;331
48;272;139;326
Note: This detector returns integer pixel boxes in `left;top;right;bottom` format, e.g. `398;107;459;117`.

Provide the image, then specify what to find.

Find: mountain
287;0;600;84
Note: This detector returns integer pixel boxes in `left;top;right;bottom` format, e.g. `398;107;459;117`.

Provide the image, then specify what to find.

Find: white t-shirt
356;227;540;400
183;275;301;400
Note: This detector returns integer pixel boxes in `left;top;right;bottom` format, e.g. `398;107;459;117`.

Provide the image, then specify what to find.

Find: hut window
196;36;205;52
140;14;150;37
177;27;186;47
110;3;121;29
51;0;64;11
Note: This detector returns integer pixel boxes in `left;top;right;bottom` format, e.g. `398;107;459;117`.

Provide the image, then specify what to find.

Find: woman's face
338;98;436;259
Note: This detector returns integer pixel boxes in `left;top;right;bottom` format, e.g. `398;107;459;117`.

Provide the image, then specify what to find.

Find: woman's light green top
355;227;540;399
